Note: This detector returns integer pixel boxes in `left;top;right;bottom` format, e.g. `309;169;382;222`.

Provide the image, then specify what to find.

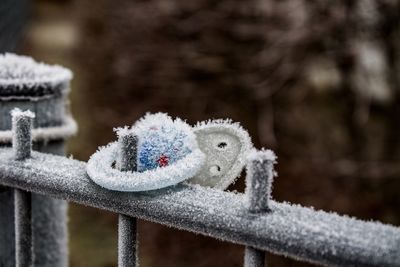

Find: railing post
116;128;138;267
12;109;34;160
0;54;75;267
244;149;276;267
12;109;34;267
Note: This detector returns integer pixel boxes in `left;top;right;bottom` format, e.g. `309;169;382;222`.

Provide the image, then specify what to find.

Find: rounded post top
11;108;35;120
11;108;35;160
0;53;72;99
245;148;277;213
247;148;277;164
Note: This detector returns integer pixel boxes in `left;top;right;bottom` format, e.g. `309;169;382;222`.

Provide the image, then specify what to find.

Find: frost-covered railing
0;54;399;267
0;111;399;267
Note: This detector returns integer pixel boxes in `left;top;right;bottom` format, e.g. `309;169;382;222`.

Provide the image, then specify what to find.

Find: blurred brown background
3;0;400;266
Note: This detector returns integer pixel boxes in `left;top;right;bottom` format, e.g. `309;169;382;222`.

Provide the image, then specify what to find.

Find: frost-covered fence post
12;109;34;160
12;109;34;267
116;128;138;267
0;54;76;267
244;149;276;267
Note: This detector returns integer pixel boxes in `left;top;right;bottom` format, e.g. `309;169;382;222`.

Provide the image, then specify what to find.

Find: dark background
2;0;400;266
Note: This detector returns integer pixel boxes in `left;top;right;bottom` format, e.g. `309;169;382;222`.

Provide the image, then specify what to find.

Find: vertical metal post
244;150;276;267
14;190;32;267
118;215;137;267
12;109;34;160
0;54;74;267
244;248;265;267
12;109;34;267
117;129;138;267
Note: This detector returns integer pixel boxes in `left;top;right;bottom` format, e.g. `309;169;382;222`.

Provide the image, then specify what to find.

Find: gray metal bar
0;148;399;267
118;215;137;267
117;129;138;267
14;189;32;267
12;110;33;267
244;150;276;267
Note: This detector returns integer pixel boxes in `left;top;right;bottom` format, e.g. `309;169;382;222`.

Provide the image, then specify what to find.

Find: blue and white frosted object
87;113;206;192
134;113;195;172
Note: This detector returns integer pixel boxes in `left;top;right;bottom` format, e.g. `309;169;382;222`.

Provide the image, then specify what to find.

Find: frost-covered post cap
11;108;35;160
0;53;72;98
115;127;138;172
245;148;277;212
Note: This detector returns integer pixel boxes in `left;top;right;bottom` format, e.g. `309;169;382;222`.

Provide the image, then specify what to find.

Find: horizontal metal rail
0;148;398;266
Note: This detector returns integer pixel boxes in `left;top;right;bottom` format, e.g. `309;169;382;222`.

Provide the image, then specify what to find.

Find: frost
10;108;35;119
114;126;131;139
247;148;277;163
0;53;72;98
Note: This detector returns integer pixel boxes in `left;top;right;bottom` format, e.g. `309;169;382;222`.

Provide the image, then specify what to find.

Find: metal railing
0;111;399;267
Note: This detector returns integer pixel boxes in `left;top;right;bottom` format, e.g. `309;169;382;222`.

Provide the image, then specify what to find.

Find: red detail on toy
157;154;169;167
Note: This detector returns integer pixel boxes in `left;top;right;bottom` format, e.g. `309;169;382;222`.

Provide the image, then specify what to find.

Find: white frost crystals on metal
87;113;206;192
0;147;399;266
0;53;77;142
0;116;77;143
188;119;253;189
0;53;72;98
